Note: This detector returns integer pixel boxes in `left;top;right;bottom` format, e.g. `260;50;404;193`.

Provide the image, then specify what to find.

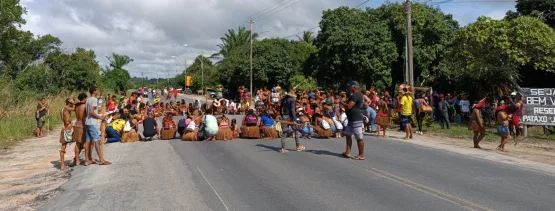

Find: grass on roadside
0;94;66;149
422;121;555;143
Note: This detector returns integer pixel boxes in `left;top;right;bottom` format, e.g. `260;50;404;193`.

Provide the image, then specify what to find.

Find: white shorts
343;120;364;140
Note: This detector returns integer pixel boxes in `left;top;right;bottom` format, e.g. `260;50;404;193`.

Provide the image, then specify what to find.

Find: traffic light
186;76;193;86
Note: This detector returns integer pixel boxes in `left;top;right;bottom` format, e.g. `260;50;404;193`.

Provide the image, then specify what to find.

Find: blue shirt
309;92;315;99
260;115;275;126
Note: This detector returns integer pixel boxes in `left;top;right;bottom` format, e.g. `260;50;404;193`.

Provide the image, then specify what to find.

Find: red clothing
305;105;313;117
108;99;116;111
173;89;178;97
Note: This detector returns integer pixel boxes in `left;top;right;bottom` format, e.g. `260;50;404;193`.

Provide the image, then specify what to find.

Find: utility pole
405;36;409;83
405;0;415;96
141;72;145;87
249;18;255;107
201;49;206;105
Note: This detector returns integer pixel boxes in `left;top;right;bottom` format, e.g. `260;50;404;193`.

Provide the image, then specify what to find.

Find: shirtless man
495;105;511;152
59;98;75;169
72;93;88;166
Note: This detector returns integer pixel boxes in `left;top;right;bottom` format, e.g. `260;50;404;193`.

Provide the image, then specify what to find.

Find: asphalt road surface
39;95;555;211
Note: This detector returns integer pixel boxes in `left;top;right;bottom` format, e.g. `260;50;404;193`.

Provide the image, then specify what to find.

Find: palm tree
106;53;133;70
212;26;258;59
296;31;315;44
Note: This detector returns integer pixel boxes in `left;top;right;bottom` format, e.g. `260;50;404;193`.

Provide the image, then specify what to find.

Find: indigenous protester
107;95;117;112
201;109;219;141
259;110;278;140
106;113;125;143
241;109;261;138
85;86;111;166
142;112;159;141
298;109;313;139
495;105;513;152
279;87;305;153
341;81;365;160
215;114;233;140
469;99;487;148
177;117;189;138
414;93;429;135
400;88;414;139
59;98;75;169
230;119;239;138
160;113;177;140
36;96;49;137
72;93;87;166
375;95;390;138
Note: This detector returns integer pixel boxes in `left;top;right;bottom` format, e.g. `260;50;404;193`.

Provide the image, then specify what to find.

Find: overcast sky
20;0;515;79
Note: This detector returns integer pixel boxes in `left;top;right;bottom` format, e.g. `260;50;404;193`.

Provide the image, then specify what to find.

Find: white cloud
20;0;516;78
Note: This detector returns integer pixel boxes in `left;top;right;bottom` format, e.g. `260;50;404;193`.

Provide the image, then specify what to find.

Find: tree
442;16;555;97
174;55;219;92
369;3;459;90
314;6;398;90
103;53;133;92
213;26;258;58
218;38;316;93
296;31;315;44
106;53;133;71
514;0;555;28
289;74;317;91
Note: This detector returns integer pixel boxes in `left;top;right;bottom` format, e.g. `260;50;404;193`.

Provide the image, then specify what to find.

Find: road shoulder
383;130;555;175
0;129;69;211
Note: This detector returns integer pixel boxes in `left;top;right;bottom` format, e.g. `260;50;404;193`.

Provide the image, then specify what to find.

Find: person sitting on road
177;116;191;138
244;109;258;127
215;114;233;140
201;109;219;141
259;110;278;140
241;109;261;138
160;113;177;140
297;109;313;139
142;112;159;141
106;113;125;143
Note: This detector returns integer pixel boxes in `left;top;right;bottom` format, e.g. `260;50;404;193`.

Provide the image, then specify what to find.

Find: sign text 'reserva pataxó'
520;88;555;125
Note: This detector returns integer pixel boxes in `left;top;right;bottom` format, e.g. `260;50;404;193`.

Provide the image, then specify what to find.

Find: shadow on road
304;149;344;158
255;144;281;152
255;143;345;158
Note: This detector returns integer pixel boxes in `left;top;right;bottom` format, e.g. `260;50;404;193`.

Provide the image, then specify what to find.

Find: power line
253;0;297;20
355;0;372;8
282;26;319;39
257;0;306;21
281;0;374;39
249;0;289;18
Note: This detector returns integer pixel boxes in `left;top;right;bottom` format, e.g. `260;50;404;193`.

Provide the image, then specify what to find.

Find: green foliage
296;31;315;44
175;55;219;91
314;6;398;90
290;74;317;91
369;3;459;90
442;16;555;97
214;26;258;58
102;53;133;92
515;0;555;28
218;38;316;92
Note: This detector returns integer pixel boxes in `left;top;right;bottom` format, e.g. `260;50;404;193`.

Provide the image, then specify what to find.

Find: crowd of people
46;80;532;169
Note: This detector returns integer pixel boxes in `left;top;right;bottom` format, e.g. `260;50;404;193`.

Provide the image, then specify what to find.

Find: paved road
39;95;555;211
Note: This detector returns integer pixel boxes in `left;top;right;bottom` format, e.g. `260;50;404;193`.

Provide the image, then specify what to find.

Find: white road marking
197;166;230;211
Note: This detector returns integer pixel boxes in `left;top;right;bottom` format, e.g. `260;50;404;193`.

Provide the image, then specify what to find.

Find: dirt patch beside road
0;129;69;211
